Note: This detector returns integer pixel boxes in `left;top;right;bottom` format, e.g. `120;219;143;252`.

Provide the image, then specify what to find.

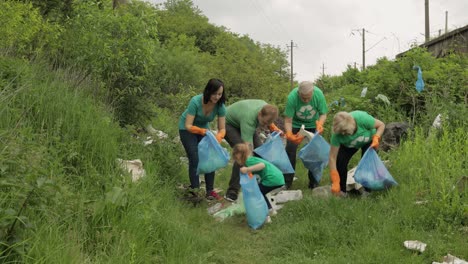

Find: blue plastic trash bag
254;132;294;174
196;131;230;174
298;133;330;183
413;66;425;93
354;148;398;190
240;173;268;229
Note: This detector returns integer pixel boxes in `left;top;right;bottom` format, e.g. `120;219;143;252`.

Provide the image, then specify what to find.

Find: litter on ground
117;158;146;182
403;240;427;253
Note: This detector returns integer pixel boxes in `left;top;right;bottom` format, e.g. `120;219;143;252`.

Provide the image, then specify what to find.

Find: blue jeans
179;130;215;192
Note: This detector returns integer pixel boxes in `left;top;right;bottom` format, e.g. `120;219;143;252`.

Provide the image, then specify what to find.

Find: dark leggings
258;183;284;209
336;143;371;192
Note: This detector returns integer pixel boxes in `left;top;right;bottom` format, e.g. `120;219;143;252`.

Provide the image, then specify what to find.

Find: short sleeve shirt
245;156;285;187
225;100;267;144
284;86;328;129
330;111;376;148
178;94;226;129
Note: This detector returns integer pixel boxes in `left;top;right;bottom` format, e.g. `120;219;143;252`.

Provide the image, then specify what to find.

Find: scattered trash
143;136;154;146
213;201;246;222
432;254;468;264
146;124;169;139
414;200;429;205
403;240;427;253
375;94;390;105
117;159;146;182
361;87;368;97
298;124;315;140
413;66;425;93
346;167;364;192
381;122;409;151
207;203;224;215
432;114;443;129
270;190;303;204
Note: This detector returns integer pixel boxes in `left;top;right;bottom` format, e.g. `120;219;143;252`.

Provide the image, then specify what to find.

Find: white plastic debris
432;114;442;129
146;124;169;139
361;87;368;97
143;136;154;146
298;124;315;140
117;159;146;182
375;94;390;105
346;167;364;192
271;190;303;204
207;203;224;215
404;240;427;253
432;254;468;264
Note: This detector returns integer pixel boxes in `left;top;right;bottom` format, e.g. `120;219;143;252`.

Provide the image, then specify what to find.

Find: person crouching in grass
232;143;285;218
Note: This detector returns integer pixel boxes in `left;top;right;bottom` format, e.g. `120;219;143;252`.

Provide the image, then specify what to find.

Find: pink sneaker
206;190;223;201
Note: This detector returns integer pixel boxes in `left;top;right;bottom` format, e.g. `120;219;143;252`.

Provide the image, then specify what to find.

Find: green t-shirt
178;94;226;130
225;99;266;144
330;111;376;148
245;156;285;187
284;86;328;129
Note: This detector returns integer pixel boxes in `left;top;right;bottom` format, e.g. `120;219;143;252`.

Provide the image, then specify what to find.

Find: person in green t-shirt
178;78;227;202
224;100;283;202
283;81;328;189
328;111;385;196
232;143;285;217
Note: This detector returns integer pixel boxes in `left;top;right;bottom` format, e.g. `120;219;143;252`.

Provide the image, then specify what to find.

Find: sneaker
269;209;277;216
266;216;272;224
206;190;223;201
224;192;238;202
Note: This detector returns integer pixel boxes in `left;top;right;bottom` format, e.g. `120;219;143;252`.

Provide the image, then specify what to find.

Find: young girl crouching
232;143;285;216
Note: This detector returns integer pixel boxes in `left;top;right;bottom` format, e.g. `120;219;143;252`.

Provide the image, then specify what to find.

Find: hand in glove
286;131;304;145
330;169;341;195
188;126;206;136
268;123;283;135
370;134;381;149
315;120;324;134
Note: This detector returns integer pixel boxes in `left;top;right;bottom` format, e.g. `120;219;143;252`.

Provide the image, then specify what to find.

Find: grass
0;56;466;263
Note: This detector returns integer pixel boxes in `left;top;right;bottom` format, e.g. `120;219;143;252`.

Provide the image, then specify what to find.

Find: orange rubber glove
188;126;206;136
330;169;341;194
370;134;381;149
286;131;304;145
315;120;324;134
268;123;283;134
216;130;226;143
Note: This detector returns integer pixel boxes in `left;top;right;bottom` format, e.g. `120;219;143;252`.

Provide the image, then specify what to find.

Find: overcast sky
146;0;468;82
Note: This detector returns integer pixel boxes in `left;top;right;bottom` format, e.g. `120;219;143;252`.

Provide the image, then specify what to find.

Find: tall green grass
1;56;466;263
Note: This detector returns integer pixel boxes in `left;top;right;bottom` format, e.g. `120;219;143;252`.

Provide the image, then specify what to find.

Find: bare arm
217;116;226;132
318;114;327;124
284;117;293;133
184;114;196;130
328;145;339;171
240;162;266;174
374;118;385;137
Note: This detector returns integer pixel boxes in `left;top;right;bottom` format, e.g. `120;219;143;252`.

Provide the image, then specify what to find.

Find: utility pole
362;28;365;70
287;40;297;89
445;11;448;34
425;0;430;42
321;62;326;76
